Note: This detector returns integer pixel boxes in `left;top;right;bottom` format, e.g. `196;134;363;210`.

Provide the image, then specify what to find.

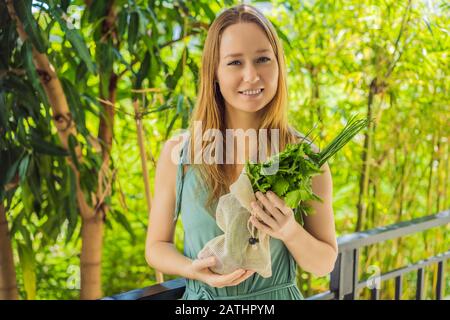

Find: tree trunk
6;1;103;299
443;140;449;211
0;202;19;299
434;125;442;213
355;78;376;232
133;98;165;283
308;64;325;142
370;178;377;229
80;0;119;299
80;214;104;299
426;132;437;216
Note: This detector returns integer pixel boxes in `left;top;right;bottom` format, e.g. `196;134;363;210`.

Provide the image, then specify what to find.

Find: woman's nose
243;64;260;83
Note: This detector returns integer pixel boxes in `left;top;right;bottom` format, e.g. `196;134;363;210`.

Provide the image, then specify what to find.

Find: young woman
145;4;337;300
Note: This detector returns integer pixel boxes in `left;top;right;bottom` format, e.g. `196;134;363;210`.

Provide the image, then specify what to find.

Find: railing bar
352;248;359;300
371;288;380;300
338;211;449;251
103;278;186;300
416;268;424;300
306;291;336;300
330;252;343;299
395;275;402;300
356;251;449;290
436;261;444;300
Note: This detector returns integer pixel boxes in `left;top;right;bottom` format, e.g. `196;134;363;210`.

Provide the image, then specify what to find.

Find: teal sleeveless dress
174;139;304;300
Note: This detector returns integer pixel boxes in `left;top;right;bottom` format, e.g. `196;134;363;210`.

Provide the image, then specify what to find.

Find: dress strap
173;136;190;223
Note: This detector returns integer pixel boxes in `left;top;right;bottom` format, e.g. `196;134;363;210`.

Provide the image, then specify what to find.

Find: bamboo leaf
166;47;186;90
117;9;128;39
18;153;31;183
148;49;160;87
0;91;8;131
96;40;114;73
141;103;175;115
17;242;36;300
49;6;96;74
135;51;150;89
3;156;20;188
0;149;20;189
111;209;135;243
21;40;47;104
30;133;68;156
27;157;42;204
20;181;34;216
65;166;78;244
200;3;216;22
13;0;48;53
10;209;26;236
75;61;88;83
176;94;184;114
60;77;87;136
128;11;139;51
61;0;70;12
269;19;292;50
87;0;108;23
67;134;80;170
95;40;114;97
6;74;40;119
165;113;179;140
0;1;11;31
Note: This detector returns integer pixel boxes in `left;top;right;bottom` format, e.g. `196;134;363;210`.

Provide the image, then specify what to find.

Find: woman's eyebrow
223;48;271;59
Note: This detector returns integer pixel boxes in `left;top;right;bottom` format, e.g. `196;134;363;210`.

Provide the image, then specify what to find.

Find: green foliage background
0;0;448;299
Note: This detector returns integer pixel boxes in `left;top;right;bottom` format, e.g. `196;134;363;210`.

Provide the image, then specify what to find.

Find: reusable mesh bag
197;168;272;278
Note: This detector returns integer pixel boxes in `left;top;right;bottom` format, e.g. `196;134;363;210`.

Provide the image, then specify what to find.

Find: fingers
224;269;247;283
210;269;255;288
195;258;256;288
255;191;284;221
250;215;273;237
210;269;246;288
251;200;278;229
193;256;216;270
266;191;293;216
229;270;255;286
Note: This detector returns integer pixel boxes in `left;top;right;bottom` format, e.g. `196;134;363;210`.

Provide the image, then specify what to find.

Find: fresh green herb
245;115;370;225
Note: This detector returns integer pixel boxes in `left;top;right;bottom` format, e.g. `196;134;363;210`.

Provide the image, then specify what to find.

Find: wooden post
0;202;19;299
133;96;164;283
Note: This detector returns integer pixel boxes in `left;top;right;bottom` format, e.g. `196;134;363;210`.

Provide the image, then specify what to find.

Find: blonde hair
187;4;301;209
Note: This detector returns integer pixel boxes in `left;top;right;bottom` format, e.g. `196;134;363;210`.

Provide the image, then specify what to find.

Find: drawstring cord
247;216;259;250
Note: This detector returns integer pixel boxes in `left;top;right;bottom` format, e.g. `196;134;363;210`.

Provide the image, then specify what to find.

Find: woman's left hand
250;191;299;243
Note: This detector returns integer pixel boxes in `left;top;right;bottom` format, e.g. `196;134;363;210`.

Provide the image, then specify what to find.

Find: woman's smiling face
216;22;279;114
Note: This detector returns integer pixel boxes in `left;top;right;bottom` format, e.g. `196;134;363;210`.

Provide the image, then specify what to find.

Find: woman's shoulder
160;130;190;160
159;130;191;175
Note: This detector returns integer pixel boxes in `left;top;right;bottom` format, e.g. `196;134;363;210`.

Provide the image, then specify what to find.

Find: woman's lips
238;88;264;97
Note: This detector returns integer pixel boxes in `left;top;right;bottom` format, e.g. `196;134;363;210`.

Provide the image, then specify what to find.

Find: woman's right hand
189;257;255;288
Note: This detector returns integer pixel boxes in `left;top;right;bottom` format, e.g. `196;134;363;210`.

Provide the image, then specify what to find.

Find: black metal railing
103;210;449;300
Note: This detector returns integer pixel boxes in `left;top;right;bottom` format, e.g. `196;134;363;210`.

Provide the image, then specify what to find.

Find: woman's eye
227;57;270;66
258;57;270;63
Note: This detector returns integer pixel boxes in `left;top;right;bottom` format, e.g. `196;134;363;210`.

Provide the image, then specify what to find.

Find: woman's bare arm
145;137;196;279
283;161;338;276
